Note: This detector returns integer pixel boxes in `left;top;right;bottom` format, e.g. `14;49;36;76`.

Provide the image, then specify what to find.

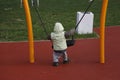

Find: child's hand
70;28;75;34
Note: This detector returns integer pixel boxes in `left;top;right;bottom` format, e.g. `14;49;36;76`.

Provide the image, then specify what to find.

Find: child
48;22;75;66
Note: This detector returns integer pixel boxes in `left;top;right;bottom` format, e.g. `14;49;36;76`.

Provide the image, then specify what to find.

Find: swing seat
66;39;75;47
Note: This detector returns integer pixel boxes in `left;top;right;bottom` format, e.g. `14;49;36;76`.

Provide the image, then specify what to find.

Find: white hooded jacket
51;22;67;50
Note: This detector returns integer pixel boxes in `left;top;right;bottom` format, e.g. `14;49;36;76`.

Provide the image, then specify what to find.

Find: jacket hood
54;22;64;33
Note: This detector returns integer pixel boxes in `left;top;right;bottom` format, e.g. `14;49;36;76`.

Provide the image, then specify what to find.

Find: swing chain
33;0;49;36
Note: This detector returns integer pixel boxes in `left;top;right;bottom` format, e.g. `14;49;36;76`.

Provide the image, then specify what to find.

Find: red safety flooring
0;26;120;80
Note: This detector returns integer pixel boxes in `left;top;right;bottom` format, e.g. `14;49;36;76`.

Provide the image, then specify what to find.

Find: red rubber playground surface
0;26;120;80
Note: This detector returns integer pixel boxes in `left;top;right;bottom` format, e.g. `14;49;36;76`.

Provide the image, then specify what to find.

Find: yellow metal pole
23;0;35;63
100;0;108;63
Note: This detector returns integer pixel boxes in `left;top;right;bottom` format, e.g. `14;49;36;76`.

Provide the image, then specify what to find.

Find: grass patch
0;0;119;41
75;32;98;39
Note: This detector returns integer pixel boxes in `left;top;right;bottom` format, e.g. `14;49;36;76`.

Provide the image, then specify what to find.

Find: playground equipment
22;0;35;63
22;0;108;64
100;0;108;63
21;0;39;8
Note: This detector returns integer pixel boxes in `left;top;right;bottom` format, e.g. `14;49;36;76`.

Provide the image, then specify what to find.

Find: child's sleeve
65;28;75;38
47;34;51;40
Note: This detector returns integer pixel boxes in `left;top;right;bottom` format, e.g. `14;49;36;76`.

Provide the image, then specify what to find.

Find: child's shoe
63;58;70;64
52;62;59;66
